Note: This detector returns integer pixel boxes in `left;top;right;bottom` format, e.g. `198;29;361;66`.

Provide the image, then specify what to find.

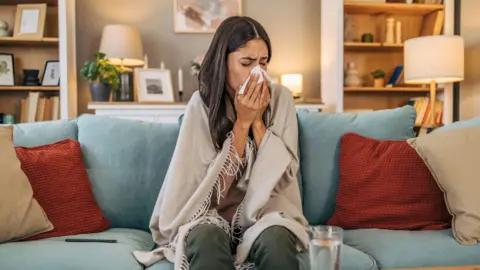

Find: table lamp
404;35;464;127
99;25;144;101
281;74;303;99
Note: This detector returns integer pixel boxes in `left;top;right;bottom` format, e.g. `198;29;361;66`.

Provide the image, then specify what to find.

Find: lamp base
112;71;134;102
428;80;437;126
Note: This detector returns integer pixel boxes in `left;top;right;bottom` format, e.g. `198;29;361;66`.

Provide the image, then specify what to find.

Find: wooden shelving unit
0;37;59;46
344;2;445;15
342;1;446;116
0;0;77;123
344;86;444;92
344;42;404;50
0;86;60;91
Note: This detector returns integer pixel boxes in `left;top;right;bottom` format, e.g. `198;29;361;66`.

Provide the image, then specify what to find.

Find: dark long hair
198;16;272;151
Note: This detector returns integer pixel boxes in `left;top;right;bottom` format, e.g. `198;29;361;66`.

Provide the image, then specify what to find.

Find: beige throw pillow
408;126;480;245
0;126;53;243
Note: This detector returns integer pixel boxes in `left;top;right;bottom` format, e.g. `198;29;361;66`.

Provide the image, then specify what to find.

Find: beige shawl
133;84;309;270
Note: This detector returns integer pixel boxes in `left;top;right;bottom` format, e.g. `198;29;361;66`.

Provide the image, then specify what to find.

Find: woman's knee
255;226;297;249
187;224;229;251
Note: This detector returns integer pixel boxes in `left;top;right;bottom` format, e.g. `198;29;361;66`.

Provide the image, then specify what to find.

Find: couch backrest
75;114;179;231
12;105;418;231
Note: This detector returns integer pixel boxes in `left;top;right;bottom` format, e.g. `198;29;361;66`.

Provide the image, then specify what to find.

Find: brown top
215;173;246;223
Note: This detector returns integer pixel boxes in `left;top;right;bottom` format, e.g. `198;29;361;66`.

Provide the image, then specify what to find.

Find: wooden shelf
0;86;60;91
344;86;443;92
344;42;403;50
0;0;58;6
344;2;445;16
0;37;59;46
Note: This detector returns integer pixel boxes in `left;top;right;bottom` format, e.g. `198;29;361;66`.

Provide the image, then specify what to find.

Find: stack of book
408;97;444;127
19;92;60;123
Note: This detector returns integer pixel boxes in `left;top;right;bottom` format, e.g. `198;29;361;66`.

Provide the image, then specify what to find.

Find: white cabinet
88;102;326;124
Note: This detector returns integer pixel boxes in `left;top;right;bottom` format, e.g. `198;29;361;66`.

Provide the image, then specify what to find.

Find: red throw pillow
327;133;451;230
15;139;110;240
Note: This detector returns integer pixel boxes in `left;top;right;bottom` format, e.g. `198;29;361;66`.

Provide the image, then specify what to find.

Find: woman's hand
235;74;264;129
253;80;271;128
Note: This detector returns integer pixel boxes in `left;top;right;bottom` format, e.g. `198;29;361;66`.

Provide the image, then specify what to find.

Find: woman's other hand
253;80;270;127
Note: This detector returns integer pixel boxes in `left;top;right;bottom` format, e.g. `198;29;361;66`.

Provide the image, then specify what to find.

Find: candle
160;61;165;70
144;55;148;68
178;68;183;92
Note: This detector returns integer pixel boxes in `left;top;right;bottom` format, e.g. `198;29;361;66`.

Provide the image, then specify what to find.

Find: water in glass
308;226;343;270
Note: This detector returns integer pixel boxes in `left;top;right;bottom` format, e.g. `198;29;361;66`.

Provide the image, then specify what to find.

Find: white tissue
238;66;270;95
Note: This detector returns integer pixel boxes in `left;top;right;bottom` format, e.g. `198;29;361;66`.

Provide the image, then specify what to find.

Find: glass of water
308;225;343;270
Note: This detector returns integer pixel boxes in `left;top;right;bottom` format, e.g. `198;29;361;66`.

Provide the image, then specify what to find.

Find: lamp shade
281;74;303;96
404;35;464;84
99;25;144;66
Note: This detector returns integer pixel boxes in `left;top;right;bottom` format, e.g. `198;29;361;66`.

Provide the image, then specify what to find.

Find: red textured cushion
327;133;451;230
15;139;109;240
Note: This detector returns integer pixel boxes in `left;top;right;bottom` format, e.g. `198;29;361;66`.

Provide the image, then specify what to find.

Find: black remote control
65;238;117;243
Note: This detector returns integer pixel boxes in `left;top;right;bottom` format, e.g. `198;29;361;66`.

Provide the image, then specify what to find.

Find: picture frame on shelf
0;53;15;86
173;0;242;33
41;60;60;86
13;4;47;39
134;68;175;102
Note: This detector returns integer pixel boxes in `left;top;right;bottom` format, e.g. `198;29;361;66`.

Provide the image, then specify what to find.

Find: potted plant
371;69;386;88
80;52;122;102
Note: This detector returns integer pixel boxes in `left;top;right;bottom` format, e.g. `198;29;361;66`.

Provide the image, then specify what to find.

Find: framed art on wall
135;68;175;102
13;4;47;38
174;0;242;33
0;53;15;86
41;60;60;86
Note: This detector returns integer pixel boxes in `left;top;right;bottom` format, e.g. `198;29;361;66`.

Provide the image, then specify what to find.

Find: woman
134;16;309;270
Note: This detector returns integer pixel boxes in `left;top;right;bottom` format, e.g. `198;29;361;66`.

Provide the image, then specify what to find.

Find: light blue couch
1;105;479;270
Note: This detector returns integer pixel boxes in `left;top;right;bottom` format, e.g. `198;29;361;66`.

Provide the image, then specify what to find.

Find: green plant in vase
371;69;386;88
80;52;123;102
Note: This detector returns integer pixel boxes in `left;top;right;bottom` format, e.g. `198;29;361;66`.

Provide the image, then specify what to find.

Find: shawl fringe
178;131;256;270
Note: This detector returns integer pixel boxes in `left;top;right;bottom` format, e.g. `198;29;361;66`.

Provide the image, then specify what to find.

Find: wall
75;0;320;114
460;0;480;120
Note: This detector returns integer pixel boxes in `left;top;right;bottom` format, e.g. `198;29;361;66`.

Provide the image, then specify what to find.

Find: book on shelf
20;92;60;123
407;97;443;127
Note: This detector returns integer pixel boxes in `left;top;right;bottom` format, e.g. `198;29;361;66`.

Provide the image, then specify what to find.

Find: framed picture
135;68;175;102
41;60;60;86
0;53;15;86
174;0;242;33
13;4;47;38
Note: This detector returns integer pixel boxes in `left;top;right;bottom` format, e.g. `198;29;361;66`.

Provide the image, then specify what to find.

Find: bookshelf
0;0;77;124
320;0;456;125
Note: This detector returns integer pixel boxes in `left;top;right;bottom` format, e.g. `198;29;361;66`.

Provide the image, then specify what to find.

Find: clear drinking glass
308;225;343;270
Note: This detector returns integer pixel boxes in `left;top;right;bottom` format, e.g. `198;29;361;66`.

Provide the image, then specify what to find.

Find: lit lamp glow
99;24;144;68
99;24;145;102
404;35;464;127
281;74;303;99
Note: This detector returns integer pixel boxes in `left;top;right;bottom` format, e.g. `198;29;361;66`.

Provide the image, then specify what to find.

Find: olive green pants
186;224;299;270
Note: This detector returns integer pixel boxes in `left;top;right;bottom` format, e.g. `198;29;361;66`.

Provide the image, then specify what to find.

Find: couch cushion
344;228;480;269
408;127;480;245
15;139;110;240
0;126;53;243
297;106;416;225
12;119;78;147
0;228;154;270
327;132;450;231
77;114;179;231
435;116;480;132
146;245;378;270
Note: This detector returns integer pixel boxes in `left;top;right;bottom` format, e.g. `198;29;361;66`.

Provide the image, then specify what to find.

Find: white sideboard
88;101;326;124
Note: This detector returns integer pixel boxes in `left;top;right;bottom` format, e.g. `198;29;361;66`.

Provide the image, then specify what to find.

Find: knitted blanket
133;84;309;270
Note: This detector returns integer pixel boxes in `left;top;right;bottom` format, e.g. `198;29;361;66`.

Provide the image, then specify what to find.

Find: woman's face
226;38;269;94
